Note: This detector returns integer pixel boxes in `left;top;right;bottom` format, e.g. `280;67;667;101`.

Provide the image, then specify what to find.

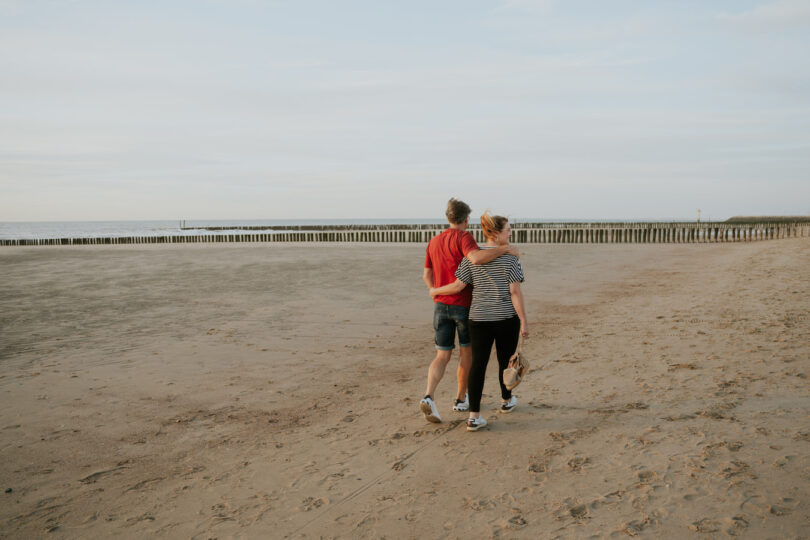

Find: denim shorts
433;302;471;350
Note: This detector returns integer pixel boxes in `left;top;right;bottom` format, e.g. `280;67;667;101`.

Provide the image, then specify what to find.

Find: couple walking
420;198;529;432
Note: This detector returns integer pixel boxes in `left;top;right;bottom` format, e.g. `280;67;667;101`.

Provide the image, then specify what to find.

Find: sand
1;239;808;539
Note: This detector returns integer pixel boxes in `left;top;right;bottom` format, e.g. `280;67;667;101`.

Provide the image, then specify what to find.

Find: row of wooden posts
2;223;808;246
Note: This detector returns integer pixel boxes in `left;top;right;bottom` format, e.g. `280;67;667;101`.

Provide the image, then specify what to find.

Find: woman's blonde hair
480;211;509;240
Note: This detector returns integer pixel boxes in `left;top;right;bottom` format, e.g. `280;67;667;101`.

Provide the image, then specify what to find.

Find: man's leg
425;349;453;398
421;302;454;423
456;346;471;401
453;306;472;402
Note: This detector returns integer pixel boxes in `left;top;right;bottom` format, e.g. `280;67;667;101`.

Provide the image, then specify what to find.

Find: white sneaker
500;396;518;413
452;393;469;412
420;396;442;423
466;416;487;431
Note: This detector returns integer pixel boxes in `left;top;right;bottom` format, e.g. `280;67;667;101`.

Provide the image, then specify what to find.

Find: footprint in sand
637;470;657;484
668;363;698;371
318;468;349;489
299;497;328;512
528;447;559;473
663;413;696;421
624;402;648;410
528;401;552;409
691;518;721;533
726;441;743;451
596;489;625;508
527;461;547;473
507;515;528;529
769;505;793;516
463;497;496;511
725;515;749;536
567;456;590;472
569;504;588;519
125;513;155;525
621;516;653;536
722;461;755;480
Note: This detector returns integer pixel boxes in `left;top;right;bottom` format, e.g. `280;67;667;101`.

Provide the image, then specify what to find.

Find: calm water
0;218;688;240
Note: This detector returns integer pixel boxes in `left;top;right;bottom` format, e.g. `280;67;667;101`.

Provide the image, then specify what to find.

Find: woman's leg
494;316;521;401
467;320;495;414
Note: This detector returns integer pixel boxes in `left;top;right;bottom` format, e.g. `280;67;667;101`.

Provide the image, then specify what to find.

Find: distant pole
697;209;701;223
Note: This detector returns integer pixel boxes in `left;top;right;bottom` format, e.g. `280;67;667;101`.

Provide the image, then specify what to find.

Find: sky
1;0;809;222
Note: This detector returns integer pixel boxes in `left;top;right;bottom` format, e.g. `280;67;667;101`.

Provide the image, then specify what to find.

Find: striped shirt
455;247;525;321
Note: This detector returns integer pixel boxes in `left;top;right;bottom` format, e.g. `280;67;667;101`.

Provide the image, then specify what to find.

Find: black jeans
468;316;521;413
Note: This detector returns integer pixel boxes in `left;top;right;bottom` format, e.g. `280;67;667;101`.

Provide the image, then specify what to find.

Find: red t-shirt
424;228;479;307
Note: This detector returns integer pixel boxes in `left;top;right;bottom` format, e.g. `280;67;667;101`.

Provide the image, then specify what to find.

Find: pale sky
1;0;809;221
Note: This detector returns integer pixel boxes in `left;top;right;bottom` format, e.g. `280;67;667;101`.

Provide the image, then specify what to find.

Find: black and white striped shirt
455;247;525;321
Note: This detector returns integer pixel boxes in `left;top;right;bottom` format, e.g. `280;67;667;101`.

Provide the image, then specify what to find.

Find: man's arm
466;244;520;265
423;268;434;290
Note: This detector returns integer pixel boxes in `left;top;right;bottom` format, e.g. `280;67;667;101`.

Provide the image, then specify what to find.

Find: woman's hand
429;287;438;298
520;321;529;338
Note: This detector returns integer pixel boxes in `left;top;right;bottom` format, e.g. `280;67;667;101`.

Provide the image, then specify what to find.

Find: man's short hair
445;198;471;225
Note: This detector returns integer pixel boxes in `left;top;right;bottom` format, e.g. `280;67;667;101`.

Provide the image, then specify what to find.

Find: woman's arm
510;281;529;337
430;278;468;298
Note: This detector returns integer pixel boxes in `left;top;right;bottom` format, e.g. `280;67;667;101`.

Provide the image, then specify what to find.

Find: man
420;198;518;423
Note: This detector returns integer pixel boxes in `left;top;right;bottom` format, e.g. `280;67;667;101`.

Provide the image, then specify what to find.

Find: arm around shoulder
467;244;509;265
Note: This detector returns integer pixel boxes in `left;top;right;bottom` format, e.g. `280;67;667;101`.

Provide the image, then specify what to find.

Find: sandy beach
1;239;808;539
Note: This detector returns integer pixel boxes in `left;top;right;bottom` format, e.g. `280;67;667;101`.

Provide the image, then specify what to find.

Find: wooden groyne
2;222;808;246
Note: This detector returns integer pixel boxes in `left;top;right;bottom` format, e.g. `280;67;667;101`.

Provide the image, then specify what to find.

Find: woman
430;212;528;431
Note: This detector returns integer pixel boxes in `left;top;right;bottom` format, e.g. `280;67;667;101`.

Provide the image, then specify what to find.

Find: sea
0;218;688;241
